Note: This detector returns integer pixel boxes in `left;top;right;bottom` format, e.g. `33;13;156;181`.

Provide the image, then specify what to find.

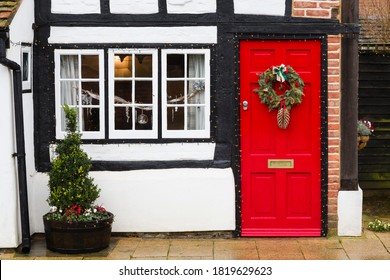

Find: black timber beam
340;0;359;191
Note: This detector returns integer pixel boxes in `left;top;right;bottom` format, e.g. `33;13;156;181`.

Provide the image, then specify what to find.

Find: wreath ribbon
272;64;288;83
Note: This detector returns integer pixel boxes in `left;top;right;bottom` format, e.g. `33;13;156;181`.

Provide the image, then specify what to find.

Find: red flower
71;205;81;215
265;78;269;83
96;205;106;212
295;81;299;87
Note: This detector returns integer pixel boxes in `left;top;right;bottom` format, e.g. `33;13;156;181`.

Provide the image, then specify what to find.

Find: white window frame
108;49;158;139
54;49;105;139
161;49;211;138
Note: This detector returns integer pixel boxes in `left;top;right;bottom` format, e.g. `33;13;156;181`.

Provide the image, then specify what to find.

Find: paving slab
214;239;259;260
168;239;213;258
132;246;169;258
341;238;390;260
255;238;304;260
297;238;348;260
374;232;390;249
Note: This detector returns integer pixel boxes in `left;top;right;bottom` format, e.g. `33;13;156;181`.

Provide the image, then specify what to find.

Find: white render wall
30;168;236;233
0;0;34;248
0;61;20;248
234;0;285;16
52;0;286;15
50;143;216;162
167;0;217;14
110;0;159;14
49;26;218;44
51;0;101;14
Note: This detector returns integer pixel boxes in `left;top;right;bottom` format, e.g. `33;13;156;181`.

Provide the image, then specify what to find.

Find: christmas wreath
254;64;305;129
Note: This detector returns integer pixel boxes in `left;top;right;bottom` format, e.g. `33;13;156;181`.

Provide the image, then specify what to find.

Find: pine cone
277;107;290;129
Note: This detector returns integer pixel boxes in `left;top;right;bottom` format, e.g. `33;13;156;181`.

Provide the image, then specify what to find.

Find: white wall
52;0;287;16
110;0;159;14
234;0;285;16
167;0;217;14
51;0;101;14
0;0;35;248
0;65;20;248
30;168;236;233
49;26;218;44
50;143;216;162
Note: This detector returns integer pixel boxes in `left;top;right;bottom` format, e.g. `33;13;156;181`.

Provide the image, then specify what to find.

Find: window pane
167;54;184;78
187;106;205;130
115;107;133;130
188;80;205;104
135;81;153;104
22;52;29;82
110;50;157;138
188;54;205;78
82;108;100;131
114;54;132;78
162;50;209;138
135;107;153;130
114;81;132;104
60;81;79;105
82;55;99;78
167;81;185;104
135;54;153;77
81;82;100;105
60;55;79;79
56;50;105;139
167;106;184;130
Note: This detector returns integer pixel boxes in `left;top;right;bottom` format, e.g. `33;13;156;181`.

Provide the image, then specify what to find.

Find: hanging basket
358;135;370;150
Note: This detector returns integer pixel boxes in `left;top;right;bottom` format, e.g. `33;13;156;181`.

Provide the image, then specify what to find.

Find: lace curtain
60;55;79;131
187;54;205;130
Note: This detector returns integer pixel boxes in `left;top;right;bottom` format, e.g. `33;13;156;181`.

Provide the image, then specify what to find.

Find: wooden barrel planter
43;212;114;254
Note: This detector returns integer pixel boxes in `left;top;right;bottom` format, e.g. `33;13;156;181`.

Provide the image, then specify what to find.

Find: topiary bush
45;105;109;222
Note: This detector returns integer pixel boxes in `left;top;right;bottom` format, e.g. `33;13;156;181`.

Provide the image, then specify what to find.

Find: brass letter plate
268;159;294;169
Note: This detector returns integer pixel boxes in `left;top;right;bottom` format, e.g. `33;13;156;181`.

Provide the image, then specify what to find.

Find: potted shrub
357;119;374;150
43;105;114;254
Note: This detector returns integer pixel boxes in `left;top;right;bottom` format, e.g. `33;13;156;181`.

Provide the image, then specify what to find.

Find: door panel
240;40;322;236
251;173;277;217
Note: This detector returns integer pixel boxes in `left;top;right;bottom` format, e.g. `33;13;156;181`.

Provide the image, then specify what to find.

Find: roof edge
0;0;23;30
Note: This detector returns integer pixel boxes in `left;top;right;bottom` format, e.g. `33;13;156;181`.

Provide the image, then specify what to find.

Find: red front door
240;40;322;236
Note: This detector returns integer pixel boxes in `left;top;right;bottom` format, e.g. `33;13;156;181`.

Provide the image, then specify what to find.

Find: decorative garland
254;64;305;129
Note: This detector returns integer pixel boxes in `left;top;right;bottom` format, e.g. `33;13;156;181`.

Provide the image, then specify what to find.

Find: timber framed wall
31;0;347;233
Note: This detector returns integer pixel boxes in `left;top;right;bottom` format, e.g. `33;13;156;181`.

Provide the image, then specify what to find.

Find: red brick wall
293;1;341;230
293;0;340;19
327;35;341;229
